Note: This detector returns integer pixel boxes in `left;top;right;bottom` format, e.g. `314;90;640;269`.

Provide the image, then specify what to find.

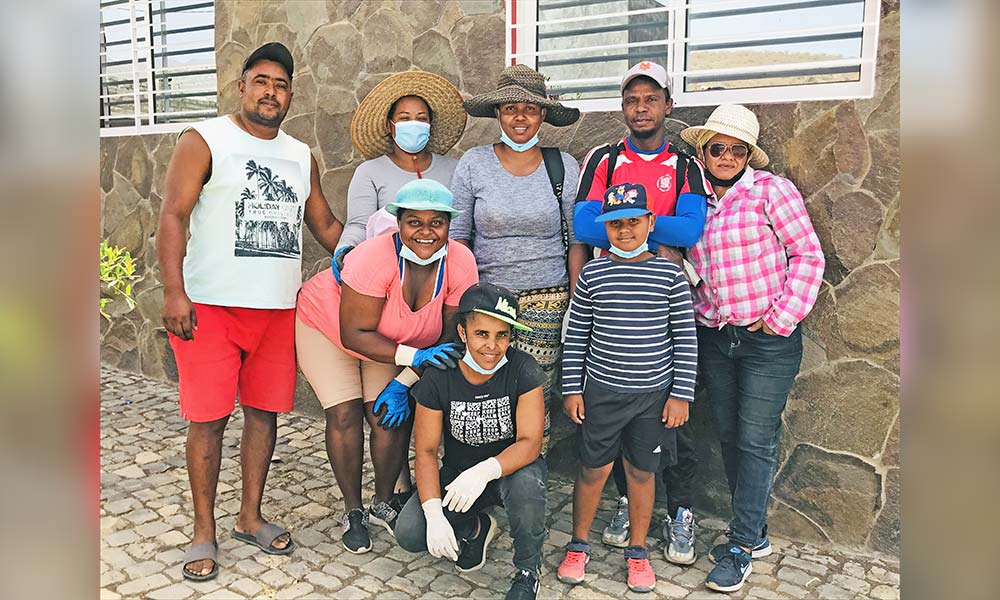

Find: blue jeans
395;457;548;573
698;325;802;549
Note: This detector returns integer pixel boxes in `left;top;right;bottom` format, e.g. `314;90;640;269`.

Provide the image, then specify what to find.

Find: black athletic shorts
577;380;677;473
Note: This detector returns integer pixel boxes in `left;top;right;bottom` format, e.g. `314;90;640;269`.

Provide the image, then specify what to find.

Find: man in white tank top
156;42;343;582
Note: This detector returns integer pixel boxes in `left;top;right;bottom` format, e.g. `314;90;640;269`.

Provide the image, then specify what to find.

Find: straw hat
350;70;467;160
680;104;769;168
464;64;580;127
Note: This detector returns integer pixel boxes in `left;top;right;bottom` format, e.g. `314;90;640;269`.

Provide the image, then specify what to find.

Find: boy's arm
561;269;594;396
666;267;698;402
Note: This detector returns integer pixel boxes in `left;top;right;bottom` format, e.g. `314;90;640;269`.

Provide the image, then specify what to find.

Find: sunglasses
706;142;749;159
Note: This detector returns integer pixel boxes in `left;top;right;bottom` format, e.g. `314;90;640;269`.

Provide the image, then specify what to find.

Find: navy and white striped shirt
563;256;698;400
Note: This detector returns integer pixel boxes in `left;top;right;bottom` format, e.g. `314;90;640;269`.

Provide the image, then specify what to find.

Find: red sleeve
341;235;395;298
576;145;612;203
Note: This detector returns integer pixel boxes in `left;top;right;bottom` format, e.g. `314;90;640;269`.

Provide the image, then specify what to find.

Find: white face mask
459;327;509;375
461;348;508;375
399;242;447;265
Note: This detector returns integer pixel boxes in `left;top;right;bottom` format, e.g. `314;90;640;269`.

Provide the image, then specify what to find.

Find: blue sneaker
709;526;772;563
706;546;752;593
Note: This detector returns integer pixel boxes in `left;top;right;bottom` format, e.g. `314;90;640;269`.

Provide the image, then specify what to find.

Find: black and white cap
458;283;532;332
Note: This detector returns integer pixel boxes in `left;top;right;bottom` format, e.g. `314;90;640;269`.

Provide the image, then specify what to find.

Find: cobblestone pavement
101;367;899;600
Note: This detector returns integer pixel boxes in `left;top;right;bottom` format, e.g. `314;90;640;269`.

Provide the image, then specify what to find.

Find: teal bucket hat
385;179;462;217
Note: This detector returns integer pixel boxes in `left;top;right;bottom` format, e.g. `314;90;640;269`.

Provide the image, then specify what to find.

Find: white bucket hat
680;104;769;168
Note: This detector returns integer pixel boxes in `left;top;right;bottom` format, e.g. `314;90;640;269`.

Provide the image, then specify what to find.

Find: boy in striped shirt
557;183;698;593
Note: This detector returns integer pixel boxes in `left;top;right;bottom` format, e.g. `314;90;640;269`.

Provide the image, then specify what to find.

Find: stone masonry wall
99;1;899;556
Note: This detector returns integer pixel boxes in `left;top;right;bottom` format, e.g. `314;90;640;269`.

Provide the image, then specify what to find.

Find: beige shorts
295;316;401;409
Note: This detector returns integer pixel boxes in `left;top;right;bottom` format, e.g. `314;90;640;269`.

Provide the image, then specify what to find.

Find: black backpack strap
605;141;620;189
541;147;568;249
675;152;688;201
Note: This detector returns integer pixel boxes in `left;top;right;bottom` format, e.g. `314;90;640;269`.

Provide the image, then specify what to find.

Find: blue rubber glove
330;245;354;284
411;343;464;370
373;379;411;429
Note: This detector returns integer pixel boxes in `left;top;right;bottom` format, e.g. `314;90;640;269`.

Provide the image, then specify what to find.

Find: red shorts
168;303;296;422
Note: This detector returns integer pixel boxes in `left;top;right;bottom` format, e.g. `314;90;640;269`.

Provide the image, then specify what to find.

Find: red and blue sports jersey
574;137;712;250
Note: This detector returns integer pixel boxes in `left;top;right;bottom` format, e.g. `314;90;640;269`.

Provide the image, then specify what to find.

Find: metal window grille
507;0;881;112
100;0;217;136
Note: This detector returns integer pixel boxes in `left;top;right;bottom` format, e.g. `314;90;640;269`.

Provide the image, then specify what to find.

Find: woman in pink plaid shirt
681;105;825;594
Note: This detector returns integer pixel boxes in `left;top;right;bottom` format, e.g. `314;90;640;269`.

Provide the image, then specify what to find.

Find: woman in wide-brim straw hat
680;104;826;594
449;63;584;455
335;70;467;262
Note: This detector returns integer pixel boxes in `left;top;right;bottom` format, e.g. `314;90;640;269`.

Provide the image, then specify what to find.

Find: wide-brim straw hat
350;70;467;160
464;64;580;127
680;104;769;168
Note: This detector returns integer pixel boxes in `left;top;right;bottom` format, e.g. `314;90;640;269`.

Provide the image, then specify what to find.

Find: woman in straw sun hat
680;104;825;594
294;179;479;555
449;64;584;455
333;70;468;280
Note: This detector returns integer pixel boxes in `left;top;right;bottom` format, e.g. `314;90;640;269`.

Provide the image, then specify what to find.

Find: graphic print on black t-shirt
450;393;514;447
235;159;303;259
412;348;547;471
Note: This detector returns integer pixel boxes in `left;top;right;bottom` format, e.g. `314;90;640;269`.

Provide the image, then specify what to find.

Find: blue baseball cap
385;179;462;217
594;182;652;223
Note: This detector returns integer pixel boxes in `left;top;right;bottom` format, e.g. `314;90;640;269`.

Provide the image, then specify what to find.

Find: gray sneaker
663;506;696;565
368;498;400;537
602;496;630;548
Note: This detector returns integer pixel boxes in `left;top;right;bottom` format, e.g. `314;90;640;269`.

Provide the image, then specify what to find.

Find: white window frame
506;0;881;112
100;0;217;137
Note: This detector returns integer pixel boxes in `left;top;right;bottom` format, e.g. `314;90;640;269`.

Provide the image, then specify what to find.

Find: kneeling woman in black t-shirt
395;283;548;600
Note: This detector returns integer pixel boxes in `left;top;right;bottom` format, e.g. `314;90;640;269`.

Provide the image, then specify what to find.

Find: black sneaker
393;489;414;508
342;508;372;554
368;498;400;537
706;545;752;593
456;513;497;572
505;569;539;600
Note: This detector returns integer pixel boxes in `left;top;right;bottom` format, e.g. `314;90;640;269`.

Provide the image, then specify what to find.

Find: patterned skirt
513;285;570;455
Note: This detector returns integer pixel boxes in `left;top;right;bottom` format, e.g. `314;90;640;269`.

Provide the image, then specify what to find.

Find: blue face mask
393;120;431;153
461;348;509;375
608;242;649;259
399;242;447;265
499;123;539;152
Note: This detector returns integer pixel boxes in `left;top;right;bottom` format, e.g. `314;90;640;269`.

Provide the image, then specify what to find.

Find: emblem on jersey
657;173;672;193
606;184;639;206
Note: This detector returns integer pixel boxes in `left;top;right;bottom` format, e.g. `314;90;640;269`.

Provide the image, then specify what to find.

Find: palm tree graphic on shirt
235;159;302;258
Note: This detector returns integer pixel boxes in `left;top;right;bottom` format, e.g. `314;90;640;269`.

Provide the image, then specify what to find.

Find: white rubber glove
442;457;503;513
421;498;459;561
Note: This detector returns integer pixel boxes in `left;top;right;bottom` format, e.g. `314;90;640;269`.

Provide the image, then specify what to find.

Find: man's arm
647;193;708;249
157;129;211;341
303;154;343;254
572;200;610;249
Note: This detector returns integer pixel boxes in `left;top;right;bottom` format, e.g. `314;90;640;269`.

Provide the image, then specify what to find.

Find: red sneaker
557;546;590;585
625;547;656;593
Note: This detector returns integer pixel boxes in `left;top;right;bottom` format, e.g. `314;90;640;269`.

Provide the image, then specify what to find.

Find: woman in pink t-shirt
295;179;478;554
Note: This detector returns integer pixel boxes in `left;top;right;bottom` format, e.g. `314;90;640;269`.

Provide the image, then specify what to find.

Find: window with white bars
507;0;881;112
100;0;217;136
